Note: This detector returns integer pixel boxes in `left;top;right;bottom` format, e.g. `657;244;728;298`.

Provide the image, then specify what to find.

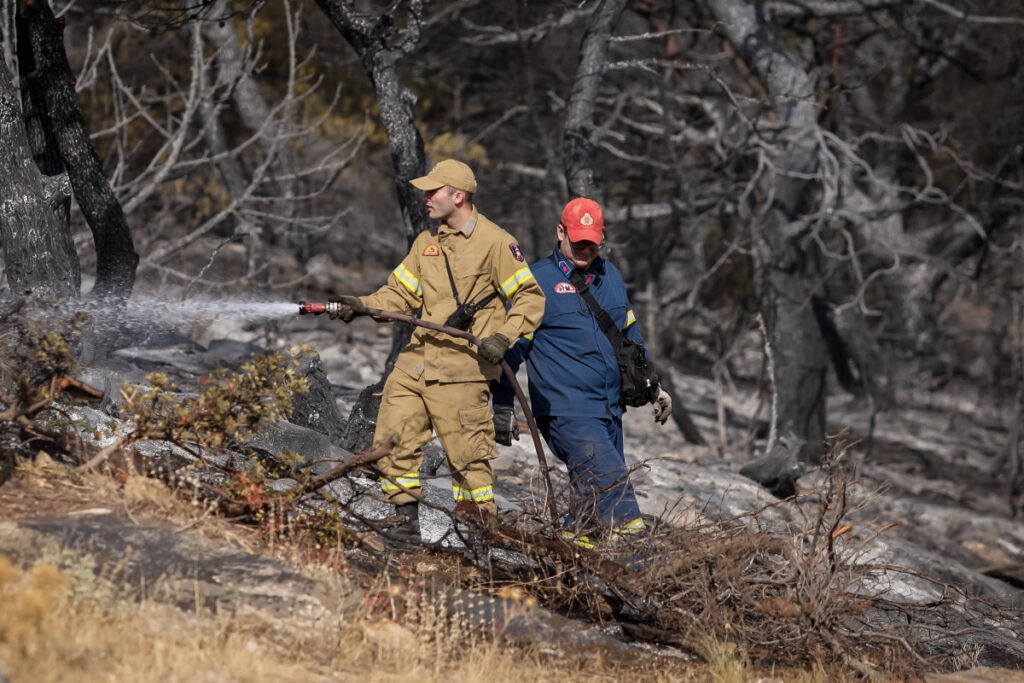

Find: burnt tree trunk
315;0;430;378
22;0;138;302
16;11;74;255
0;54;78;298
704;0;829;492
563;0;627;200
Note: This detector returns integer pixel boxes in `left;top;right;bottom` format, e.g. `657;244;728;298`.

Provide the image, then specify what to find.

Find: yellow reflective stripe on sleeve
612;517;647;536
380;473;421;492
500;266;534;297
522;333;534;341
393;263;423;297
625;309;637;327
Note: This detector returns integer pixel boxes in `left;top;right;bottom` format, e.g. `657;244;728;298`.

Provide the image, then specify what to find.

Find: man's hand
492;404;520;446
328;296;362;323
652;388;672;425
478;332;510;364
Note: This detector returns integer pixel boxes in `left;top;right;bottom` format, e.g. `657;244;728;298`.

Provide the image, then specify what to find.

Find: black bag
444;302;478;331
616;337;660;407
569;270;660;408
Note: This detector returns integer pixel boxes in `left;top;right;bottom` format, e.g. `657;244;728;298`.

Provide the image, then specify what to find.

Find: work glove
492;404;520;446
328;295;362;323
478;332;510;365
652;388;672;425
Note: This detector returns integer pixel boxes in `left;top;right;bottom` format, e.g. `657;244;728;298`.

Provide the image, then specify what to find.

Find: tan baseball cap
410;159;477;193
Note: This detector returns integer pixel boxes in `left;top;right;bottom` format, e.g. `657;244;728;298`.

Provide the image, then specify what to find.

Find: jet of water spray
67;294;300;336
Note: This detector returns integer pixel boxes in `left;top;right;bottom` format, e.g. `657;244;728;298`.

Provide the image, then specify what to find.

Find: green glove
328;295;362;323
478;332;510;365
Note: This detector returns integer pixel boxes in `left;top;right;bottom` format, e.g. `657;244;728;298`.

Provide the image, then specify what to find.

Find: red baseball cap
560;197;604;243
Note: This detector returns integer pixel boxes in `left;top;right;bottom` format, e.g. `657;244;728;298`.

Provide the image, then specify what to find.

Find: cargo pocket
459;404;497;462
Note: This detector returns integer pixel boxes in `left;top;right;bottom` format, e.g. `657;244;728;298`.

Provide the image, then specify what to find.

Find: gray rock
248;420;333;466
738;433;806;498
0;515;348;623
112;343;212;378
340;380;383;453
268;478;299;493
205;338;266;364
288;350;346;446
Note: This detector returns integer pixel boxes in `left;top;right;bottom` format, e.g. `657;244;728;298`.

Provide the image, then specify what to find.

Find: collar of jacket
439;208;478;238
552;246;604;286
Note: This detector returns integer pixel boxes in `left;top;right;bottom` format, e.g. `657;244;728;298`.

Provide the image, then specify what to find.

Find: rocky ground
3;300;1024;680
276;312;1024;594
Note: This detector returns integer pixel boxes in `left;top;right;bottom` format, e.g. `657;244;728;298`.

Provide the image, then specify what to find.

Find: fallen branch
286;439;394;498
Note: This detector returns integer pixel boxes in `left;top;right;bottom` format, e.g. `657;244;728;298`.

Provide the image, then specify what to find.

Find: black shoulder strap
440;247;462;305
549;251;625;350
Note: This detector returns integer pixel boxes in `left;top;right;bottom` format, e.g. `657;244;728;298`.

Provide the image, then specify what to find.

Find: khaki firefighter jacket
360;207;545;383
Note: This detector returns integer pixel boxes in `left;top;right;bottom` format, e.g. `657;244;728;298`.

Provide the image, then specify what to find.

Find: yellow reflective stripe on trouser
453;485;494;502
625;309;636;327
380;473;421;492
612;517;646;536
500;267;534;297
560;530;595;550
393;263;423;297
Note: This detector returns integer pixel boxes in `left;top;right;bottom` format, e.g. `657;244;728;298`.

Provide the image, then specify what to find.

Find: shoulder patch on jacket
554;282;576;294
508;244;525;262
422;244;440;256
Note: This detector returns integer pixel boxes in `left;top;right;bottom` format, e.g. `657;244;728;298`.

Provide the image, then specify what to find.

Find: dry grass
0;465;704;682
0;549;703;683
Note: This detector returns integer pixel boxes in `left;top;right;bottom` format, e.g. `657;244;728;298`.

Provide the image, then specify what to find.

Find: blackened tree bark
563;0;627;199
22;0;138;301
16;11;73;241
704;0;828;491
0;55;78;298
315;0;430;377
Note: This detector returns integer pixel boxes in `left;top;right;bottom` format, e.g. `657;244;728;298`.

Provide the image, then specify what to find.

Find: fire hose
299;300;557;522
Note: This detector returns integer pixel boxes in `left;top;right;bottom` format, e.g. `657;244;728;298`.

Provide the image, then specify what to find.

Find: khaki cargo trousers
373;367;498;514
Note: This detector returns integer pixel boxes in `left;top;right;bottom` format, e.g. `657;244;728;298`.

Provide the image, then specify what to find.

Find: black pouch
616;338;660;407
444;303;478;331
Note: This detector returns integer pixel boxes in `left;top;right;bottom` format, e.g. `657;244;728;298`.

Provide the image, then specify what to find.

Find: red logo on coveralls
554;282;576;294
422;244;440;256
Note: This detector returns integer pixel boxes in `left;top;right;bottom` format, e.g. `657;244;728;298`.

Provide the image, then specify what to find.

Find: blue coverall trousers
537;414;644;536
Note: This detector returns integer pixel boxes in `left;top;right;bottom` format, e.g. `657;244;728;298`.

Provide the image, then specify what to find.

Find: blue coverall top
496;247;645;418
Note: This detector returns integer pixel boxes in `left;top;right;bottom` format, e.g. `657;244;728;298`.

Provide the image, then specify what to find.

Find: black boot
383;502;420;548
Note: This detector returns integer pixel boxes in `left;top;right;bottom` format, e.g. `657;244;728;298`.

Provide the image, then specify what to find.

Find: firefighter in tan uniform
330;159;545;544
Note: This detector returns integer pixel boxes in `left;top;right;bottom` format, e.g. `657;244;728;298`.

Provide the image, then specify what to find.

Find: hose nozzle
298;301;343;316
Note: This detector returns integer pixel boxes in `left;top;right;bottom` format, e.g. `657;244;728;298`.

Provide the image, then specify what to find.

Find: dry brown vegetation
0;465;784;683
2;309;1022;681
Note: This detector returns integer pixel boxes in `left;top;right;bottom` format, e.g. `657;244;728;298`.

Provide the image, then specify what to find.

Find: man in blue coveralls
493;197;673;548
